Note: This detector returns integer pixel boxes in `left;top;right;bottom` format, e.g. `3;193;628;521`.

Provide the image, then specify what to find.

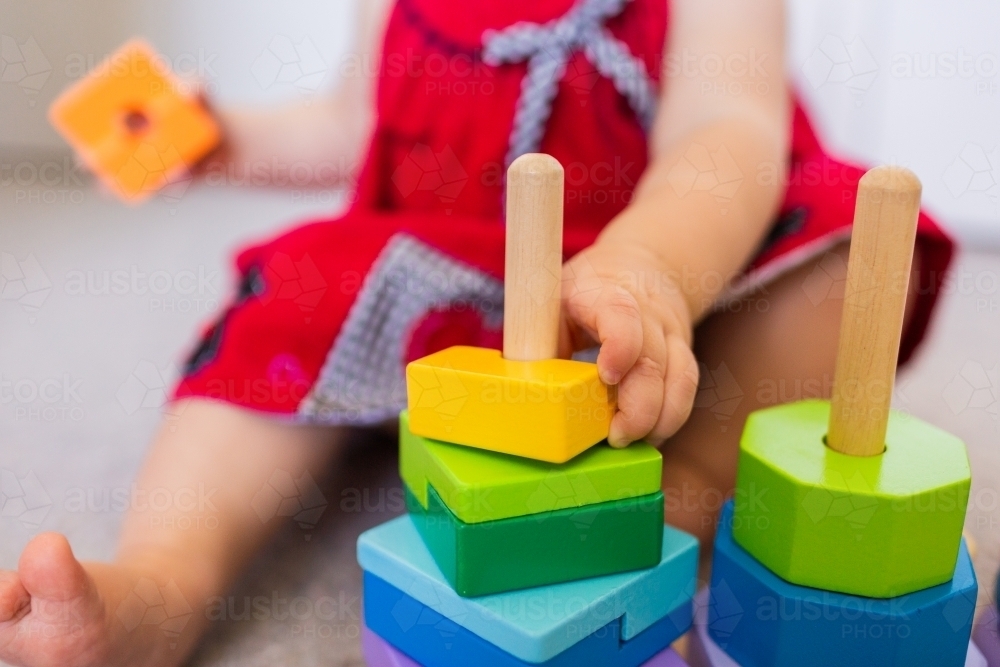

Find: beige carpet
2;174;997;665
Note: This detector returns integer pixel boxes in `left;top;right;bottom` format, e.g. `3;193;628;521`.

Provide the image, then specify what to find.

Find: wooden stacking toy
406;155;613;463
49;40;219;202
358;154;699;667
705;166;978;667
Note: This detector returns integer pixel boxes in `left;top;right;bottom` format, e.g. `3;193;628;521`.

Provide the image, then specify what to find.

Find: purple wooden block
686;590;986;667
361;621;688;667
362;625;421;667
970;642;988;667
973;606;1000;667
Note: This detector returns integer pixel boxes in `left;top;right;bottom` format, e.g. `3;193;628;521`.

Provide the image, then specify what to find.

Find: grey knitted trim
483;0;658;170
298;234;503;425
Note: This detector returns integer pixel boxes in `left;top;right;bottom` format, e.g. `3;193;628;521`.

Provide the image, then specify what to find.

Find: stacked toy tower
688;167;982;667
357;154;699;667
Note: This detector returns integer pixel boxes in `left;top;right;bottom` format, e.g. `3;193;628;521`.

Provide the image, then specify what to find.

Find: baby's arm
204;0;393;187
562;0;789;445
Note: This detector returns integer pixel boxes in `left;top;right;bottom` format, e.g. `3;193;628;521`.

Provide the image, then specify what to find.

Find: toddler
0;0;952;665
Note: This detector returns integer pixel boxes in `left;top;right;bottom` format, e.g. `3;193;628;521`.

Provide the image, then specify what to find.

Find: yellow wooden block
406;346;614;463
49;40;220;202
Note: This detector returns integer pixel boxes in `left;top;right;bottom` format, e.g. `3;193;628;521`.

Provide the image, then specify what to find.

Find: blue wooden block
362;615;691;667
688;589;986;667
364;571;692;667
708;501;977;667
357;515;698;663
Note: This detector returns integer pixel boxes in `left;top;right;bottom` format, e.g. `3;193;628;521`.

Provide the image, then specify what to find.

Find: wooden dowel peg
503;153;564;362
827;166;921;457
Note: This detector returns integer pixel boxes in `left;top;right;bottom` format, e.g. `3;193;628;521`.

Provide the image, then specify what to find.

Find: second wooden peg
827;165;921;457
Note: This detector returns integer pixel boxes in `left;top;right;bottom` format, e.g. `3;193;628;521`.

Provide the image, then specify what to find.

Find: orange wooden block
49;40;220;202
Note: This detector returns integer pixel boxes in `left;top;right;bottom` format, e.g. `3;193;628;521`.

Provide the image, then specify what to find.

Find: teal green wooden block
406;483;664;596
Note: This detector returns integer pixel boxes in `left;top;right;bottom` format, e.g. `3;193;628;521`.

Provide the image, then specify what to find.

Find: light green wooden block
733;399;971;599
399;411;662;524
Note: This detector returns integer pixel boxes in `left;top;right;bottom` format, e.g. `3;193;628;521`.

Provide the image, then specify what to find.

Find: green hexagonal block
732;399;971;599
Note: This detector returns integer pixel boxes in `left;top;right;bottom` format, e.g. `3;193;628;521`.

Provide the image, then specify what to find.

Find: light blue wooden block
357;515;698;663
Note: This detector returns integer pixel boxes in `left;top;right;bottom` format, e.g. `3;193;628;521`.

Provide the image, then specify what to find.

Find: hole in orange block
122;109;150;134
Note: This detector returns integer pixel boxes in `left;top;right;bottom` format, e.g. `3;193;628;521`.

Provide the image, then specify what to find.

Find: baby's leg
0;399;341;667
662;242;922;557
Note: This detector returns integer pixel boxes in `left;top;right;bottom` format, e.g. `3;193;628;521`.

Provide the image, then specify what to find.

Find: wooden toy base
406;484;664;596
688;590;988;667
709;501;977;667
972;605;1000;666
362;622;690;667
364;571;691;667
357;516;698;663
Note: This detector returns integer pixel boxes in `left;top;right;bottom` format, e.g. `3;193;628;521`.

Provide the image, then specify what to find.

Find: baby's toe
0;571;30;623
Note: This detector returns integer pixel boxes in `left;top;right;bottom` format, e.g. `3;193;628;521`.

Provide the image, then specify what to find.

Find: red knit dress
174;0;953;423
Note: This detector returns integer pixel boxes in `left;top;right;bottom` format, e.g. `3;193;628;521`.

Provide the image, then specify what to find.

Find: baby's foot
0;533;193;667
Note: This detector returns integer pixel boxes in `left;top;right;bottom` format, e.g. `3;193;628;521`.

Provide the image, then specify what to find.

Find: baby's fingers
572;286;644;385
648;334;700;444
608;323;667;448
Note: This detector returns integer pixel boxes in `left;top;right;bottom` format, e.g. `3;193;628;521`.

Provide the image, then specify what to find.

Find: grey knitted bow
483;0;658;171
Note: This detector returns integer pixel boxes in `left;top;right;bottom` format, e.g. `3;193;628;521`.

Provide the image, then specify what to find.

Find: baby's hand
561;242;700;447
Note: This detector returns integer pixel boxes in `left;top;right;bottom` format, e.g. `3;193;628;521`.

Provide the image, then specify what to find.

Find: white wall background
786;0;1000;249
2;0;998;247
